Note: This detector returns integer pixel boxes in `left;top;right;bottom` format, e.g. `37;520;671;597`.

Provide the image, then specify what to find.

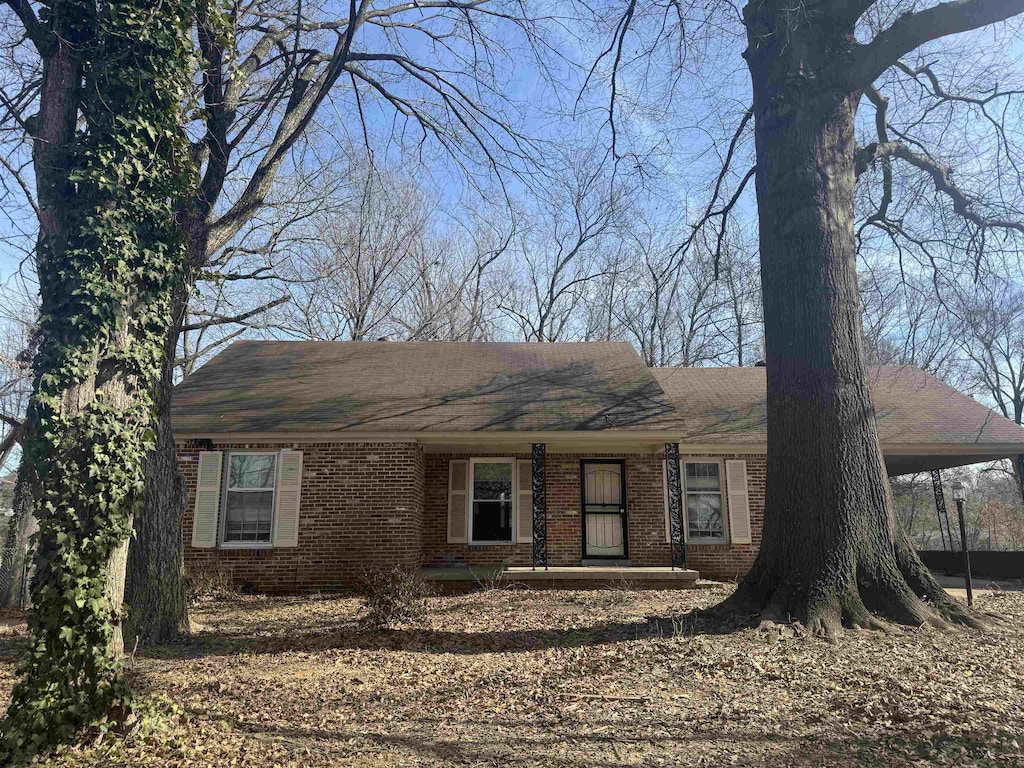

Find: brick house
171;341;1024;592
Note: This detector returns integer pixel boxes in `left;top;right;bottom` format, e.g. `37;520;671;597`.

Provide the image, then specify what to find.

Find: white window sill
218;542;274;550
687;537;727;545
469;541;516;546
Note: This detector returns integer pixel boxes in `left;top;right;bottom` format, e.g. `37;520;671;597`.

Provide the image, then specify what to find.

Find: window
684;461;725;542
470;459;514;544
222;452;277;545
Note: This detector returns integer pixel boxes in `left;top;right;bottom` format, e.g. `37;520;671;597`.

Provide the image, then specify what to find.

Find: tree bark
721;2;974;634
125;211;208;645
124;282;191;647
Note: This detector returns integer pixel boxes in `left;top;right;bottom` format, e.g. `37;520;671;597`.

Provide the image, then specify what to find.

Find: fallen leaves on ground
1;583;1022;767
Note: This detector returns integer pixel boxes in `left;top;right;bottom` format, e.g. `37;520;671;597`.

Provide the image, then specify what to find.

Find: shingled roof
171;341;1024;471
171;340;675;433
650;366;1024;446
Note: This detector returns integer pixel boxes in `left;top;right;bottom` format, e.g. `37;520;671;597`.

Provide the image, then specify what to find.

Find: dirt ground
1;582;1023;767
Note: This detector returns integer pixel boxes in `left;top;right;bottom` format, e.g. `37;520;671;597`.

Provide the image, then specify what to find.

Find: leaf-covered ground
2;582;1023;767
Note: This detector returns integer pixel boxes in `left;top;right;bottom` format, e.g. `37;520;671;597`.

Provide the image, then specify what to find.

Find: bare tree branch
855;140;1024;237
839;0;1024;90
180;295;290;333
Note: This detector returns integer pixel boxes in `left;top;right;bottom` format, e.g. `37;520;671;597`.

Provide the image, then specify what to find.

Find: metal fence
0;515;31;609
919;550;1024;581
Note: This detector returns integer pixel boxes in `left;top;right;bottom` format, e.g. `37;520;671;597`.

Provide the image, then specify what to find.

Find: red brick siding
422;450;766;580
179;441;424;593
681;453;766;581
178;441;766;591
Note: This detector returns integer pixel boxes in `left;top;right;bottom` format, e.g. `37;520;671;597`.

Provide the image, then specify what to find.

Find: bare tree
580;0;1024;631
860;264;965;383
122;0;551;645
499;150;629;341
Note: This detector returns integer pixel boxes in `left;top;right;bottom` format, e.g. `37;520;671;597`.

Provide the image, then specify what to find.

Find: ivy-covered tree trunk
718;0;976;634
124;204;212;645
0;0;194;759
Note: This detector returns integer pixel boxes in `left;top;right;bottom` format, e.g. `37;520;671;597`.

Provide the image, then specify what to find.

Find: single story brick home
171;341;1024;592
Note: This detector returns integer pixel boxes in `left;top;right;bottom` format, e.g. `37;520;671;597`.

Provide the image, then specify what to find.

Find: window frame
218;450;279;549
682;457;728;544
468;457;517;545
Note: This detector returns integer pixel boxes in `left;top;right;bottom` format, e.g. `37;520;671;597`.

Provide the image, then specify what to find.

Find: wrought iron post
950;481;974;607
531;443;548;570
930;469;954;552
665;443;686;569
1016;454;1024;507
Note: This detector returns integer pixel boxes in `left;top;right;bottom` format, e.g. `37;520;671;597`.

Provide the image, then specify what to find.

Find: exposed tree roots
702;543;991;639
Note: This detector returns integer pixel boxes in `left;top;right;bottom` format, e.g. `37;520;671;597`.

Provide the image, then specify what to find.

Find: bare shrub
358;565;431;630
187;562;238;602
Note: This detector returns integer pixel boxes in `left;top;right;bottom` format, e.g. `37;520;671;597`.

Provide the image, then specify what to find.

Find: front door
581;461;627;558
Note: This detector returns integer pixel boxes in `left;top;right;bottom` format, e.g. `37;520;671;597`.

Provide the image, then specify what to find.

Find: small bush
358;565;431;630
187;562;238;602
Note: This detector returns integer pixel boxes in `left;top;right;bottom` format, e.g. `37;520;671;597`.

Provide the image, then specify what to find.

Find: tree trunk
124;282;191;647
124;208;208;644
1;0;195;754
721;6;973;634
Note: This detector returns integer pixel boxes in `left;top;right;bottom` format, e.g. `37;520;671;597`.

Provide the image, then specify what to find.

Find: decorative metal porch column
665;443;687;569
531;443;548;569
1016;454;1024;506
930;469;955;552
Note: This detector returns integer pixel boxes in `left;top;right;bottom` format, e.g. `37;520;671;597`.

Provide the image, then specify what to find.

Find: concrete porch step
423;565;700;590
502;566;698;583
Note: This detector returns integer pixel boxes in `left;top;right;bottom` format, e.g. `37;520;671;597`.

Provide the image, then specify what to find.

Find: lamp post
951;481;973;607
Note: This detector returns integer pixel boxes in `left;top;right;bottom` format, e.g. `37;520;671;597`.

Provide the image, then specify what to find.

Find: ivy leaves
0;0;196;762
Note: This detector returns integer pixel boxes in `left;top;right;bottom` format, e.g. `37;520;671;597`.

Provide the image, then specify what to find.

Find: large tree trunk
124;283;191;648
124;210;208;645
2;0;195;756
722;5;973;634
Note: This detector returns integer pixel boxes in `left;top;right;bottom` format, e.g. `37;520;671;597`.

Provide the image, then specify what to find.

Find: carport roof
650;365;1024;473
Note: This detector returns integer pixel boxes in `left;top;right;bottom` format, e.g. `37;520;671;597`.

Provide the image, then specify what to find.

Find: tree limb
180;295;290;332
3;0;55;56
838;0;1024;91
855;139;1024;236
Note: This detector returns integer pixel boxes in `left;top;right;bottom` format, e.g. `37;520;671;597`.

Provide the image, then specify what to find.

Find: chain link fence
0;510;32;609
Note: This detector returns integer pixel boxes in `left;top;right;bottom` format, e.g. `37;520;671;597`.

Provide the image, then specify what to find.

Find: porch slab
503;566;699;583
423;565;700;590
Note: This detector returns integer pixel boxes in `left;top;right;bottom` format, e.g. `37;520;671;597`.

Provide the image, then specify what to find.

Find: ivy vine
0;0;196;760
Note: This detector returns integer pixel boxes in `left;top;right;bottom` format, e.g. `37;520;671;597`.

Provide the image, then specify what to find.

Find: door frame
579;459;628;560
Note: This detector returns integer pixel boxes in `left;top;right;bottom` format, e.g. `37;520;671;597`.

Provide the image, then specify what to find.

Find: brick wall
179;440;424;593
422;450;766;580
178;440;766;591
682;453;766;581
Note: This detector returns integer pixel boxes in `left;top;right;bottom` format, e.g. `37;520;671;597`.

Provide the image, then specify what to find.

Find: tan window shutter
191;451;223;548
273;450;303;547
448;459;469;543
517;459;532;543
725;459;752;544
